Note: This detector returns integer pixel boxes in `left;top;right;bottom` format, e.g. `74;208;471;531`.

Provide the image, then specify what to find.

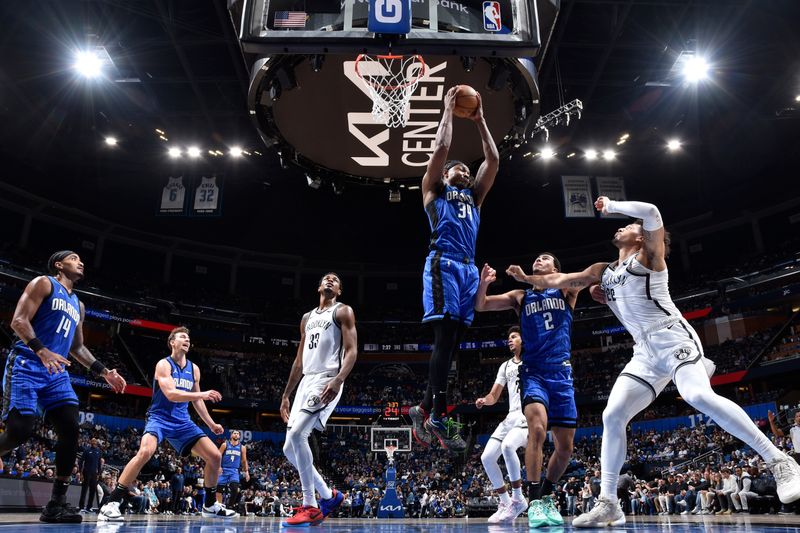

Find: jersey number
542;312;554;331
308;333;320;350
56;316;72;338
199;188;215;202
457;201;473;221
605;288;616;301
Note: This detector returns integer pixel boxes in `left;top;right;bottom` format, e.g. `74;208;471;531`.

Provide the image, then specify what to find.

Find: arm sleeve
605;200;663;231
494;361;508;386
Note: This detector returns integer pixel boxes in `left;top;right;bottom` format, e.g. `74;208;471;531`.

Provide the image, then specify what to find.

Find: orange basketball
452;85;479;119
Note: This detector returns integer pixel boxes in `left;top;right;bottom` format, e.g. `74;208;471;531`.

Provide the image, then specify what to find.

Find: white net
355;54;426;128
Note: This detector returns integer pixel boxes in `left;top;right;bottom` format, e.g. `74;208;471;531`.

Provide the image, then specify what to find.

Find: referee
768;409;800;462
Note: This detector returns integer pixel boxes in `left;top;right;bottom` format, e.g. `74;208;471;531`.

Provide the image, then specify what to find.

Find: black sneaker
409;405;432;447
40;501;83;523
424;416;466;452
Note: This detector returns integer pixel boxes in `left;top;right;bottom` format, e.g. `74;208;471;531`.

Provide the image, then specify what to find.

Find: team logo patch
673;347;693;361
307;395;321;408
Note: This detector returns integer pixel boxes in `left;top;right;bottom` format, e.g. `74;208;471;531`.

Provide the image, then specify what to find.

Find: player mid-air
506;197;800;527
410;85;500;452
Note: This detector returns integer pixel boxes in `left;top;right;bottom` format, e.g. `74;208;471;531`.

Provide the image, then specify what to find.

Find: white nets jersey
495;357;522;414
600;253;684;342
302;303;343;375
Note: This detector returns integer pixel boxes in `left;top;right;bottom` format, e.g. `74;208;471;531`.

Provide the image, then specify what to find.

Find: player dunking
506;197;800;527
98;327;237;520
280;273;357;526
0;251;126;523
477;253;581;528
475;327;528;523
217;430;250;511
410;85;500;451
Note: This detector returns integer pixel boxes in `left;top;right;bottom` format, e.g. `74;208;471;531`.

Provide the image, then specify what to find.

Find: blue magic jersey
222;441;242;473
520;288;573;365
147;357;194;424
425;185;480;259
13;277;81;360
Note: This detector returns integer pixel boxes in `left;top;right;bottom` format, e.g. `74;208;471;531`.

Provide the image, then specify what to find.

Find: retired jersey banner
159;176;187;214
596;176;627;218
192;175;223;216
561;176;594;218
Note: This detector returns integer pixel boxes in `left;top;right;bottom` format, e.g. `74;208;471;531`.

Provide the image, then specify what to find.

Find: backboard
370;426;412;453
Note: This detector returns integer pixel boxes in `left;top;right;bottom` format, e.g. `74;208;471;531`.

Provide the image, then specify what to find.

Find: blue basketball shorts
519;362;577;429
422;251;479;326
218;471;240;485
144;416;207;456
2;350;78;420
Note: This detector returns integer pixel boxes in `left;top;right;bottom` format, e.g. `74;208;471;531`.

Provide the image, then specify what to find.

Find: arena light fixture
667;139;682;151
795;95;800;102
683;56;709;83
585;149;598;161
541;147;556;160
74;51;102;78
602;149;616;161
229;146;243;158
104;136;117;146
187;146;201;158
168;147;182;158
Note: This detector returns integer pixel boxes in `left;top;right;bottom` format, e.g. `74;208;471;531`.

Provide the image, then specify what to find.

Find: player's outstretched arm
469;93;500;207
474;263;523;313
70;302;126;393
320;305;358;405
595;196;667;270
190;365;223;434
475;383;504;409
281;313;309;422
506;263;608;291
421;86;457;205
11;276;71;373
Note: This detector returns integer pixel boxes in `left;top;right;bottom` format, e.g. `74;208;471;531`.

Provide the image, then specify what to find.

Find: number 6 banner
159;176;187;215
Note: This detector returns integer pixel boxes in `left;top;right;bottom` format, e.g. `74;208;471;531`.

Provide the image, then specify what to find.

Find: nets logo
672;347;693;361
483;1;502;32
307;395;321;407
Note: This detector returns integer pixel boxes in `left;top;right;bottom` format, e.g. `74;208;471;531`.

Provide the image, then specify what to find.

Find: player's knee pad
0;409;37;452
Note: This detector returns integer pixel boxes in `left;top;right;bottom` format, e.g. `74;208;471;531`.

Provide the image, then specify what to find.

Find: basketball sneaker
487;501;510;523
572;497;625;528
40;501;82;524
283;505;324;526
409;405;432;447
202;501;239;518
541;495;564;525
527;499;548;528
501;497;528;522
98;501;124;522
320;489;344;518
768;452;800;503
424;416;466;452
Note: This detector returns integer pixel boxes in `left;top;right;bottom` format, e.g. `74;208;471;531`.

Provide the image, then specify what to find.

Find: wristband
90;360;108;376
27;337;45;353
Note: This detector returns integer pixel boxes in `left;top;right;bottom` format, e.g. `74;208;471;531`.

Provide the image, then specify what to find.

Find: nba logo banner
368;0;411;35
483;1;502;32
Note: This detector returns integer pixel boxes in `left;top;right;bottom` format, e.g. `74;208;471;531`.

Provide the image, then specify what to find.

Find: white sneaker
98;501;124;522
768;452;800;504
487;501;510;523
505;498;529;521
202;502;239;518
572;497;626;528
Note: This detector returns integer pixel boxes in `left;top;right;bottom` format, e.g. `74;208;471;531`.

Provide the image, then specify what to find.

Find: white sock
314;467;333;500
499;491;512;505
512;486;523;500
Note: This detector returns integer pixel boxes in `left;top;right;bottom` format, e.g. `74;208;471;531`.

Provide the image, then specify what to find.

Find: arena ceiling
1;0;798;264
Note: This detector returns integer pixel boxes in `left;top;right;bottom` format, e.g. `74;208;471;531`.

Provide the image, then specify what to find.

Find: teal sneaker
541;495;564;525
527;499;548;528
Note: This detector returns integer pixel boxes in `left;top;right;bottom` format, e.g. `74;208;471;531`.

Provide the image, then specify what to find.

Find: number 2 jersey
425;185;480;260
520;288;573;366
13;276;80;361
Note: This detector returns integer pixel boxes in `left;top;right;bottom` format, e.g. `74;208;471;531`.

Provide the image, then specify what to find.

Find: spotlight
541;147;556;160
104;136;117;146
168;147;182;158
795;95;800;102
388;182;401;203
310;54;325;73
602;149;616;161
585;149;598;161
566;152;576;158
306;174;322;189
666;139;682;151
461;56;476;73
683;56;709;83
74;51;102;78
187;146;201;158
229;146;243;158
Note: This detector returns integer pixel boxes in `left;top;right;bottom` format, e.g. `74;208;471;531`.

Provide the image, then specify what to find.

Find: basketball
452;85;480;119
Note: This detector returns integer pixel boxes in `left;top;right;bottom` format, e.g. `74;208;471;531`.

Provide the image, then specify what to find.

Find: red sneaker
283;505;324;526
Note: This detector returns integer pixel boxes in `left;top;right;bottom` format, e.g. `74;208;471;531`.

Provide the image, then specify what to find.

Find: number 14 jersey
520;288;573;366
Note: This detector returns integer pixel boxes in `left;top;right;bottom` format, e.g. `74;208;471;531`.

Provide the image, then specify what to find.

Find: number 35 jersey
302;303;344;376
425;185;480;260
520;288;573;366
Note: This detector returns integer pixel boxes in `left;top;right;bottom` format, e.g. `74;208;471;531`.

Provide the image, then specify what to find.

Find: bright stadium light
104;136;117;146
168;147;182;158
541;147;556;160
585;149;598;161
602;149;616;161
187;146;201;158
683;56;709;83
74;51;103;78
667;139;682;151
229;146;243;158
795;95;800;102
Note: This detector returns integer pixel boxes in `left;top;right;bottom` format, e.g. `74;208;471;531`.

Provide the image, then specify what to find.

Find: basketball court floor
2;514;800;532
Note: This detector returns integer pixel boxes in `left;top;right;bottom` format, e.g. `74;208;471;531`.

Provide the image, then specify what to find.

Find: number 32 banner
158;175;223;216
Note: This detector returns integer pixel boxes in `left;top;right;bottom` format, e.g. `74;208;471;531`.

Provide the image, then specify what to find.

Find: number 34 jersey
520;288;573;366
302;303;344;376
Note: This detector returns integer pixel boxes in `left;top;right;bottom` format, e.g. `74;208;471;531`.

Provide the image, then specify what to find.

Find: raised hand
481;263;497;285
589;285;607;305
469;92;484;122
505;265;526;283
103;368;127;394
594;196;611;214
444;86;458;112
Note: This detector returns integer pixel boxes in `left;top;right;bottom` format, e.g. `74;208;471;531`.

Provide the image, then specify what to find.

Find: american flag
274;11;307;28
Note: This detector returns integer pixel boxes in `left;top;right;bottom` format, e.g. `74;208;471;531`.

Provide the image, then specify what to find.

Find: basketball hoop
355;54;426;128
385;444;398;464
